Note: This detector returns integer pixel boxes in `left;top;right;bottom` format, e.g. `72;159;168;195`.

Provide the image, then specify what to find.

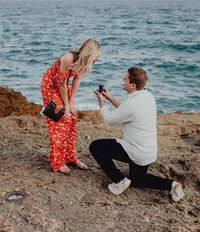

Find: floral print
41;59;78;171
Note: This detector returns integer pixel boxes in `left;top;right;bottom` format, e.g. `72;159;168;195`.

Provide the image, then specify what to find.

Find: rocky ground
0;87;200;232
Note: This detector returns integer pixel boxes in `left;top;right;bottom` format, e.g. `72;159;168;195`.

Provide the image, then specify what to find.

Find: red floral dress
41;59;78;172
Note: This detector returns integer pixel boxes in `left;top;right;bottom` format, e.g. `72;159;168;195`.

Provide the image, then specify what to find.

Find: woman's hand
69;101;77;116
64;105;71;118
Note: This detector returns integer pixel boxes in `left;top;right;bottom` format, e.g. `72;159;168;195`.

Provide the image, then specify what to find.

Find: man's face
123;73;135;93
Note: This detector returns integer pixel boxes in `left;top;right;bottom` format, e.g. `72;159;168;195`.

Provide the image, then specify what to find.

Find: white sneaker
170;181;185;202
108;177;131;195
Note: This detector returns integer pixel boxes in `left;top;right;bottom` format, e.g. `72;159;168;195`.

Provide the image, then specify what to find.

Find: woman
41;39;101;174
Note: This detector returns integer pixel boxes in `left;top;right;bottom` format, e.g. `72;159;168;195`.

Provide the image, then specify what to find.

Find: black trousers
89;139;173;191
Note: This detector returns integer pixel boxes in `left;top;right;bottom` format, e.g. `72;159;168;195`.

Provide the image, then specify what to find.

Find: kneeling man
89;67;184;201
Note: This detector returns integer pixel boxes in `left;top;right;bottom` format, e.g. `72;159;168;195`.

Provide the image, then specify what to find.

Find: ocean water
0;0;200;113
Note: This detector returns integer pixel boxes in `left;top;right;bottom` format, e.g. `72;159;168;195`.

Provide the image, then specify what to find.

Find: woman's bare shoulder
60;52;74;69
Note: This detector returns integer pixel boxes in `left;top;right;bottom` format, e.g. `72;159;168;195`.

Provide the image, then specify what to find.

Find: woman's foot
170;181;185;202
74;160;88;170
58;165;71;175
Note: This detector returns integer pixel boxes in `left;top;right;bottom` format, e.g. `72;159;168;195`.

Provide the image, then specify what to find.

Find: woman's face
92;55;100;64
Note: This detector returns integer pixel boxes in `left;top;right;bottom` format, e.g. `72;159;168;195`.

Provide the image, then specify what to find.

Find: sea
0;0;200;113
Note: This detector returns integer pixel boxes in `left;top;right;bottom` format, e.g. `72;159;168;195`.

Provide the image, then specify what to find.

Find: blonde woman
41;39;101;174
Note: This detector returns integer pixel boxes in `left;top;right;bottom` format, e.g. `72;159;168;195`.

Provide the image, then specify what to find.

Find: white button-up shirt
100;90;157;166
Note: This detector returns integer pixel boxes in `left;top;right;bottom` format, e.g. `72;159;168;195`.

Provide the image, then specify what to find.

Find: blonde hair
69;39;101;76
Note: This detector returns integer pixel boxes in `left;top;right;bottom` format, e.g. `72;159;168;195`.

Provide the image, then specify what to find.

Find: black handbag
42;100;65;122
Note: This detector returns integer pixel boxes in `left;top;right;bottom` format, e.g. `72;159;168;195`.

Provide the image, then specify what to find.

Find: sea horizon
0;0;200;113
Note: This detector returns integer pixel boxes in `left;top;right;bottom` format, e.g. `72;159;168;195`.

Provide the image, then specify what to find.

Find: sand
0;87;200;232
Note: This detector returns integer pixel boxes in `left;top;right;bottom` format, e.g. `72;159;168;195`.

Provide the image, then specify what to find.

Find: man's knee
89;140;99;156
89;139;107;160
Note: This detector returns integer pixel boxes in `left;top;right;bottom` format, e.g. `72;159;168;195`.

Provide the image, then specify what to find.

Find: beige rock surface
0;87;200;232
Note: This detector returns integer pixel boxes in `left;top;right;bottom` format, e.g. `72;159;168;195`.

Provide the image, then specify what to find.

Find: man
89;67;184;201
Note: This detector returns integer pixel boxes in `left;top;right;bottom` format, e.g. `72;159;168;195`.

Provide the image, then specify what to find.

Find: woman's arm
59;80;70;112
69;75;82;114
58;53;74;113
70;75;81;102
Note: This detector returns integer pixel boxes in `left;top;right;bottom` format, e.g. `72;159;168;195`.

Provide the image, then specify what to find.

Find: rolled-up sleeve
100;101;133;124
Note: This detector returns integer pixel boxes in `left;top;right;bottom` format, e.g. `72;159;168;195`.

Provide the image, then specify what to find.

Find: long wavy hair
69;39;101;76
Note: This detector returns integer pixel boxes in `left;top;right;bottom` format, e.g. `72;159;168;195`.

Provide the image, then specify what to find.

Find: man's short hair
128;67;148;90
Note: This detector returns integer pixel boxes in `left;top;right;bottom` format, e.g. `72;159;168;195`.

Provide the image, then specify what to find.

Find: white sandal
58;165;71;175
75;160;88;170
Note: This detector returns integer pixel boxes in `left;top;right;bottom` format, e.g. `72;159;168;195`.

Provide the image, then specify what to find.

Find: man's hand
101;88;121;108
94;90;105;108
101;88;112;101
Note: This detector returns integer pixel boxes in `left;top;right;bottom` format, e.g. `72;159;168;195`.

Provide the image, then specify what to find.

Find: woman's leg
47;117;71;172
65;114;78;163
64;114;88;169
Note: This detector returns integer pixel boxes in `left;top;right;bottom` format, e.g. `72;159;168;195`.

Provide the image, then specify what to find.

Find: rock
77;110;102;122
0;86;102;122
195;139;200;147
144;215;151;223
1;86;200;232
0;86;42;117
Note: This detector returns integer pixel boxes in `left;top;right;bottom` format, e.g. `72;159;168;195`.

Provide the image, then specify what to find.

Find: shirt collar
128;89;147;98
